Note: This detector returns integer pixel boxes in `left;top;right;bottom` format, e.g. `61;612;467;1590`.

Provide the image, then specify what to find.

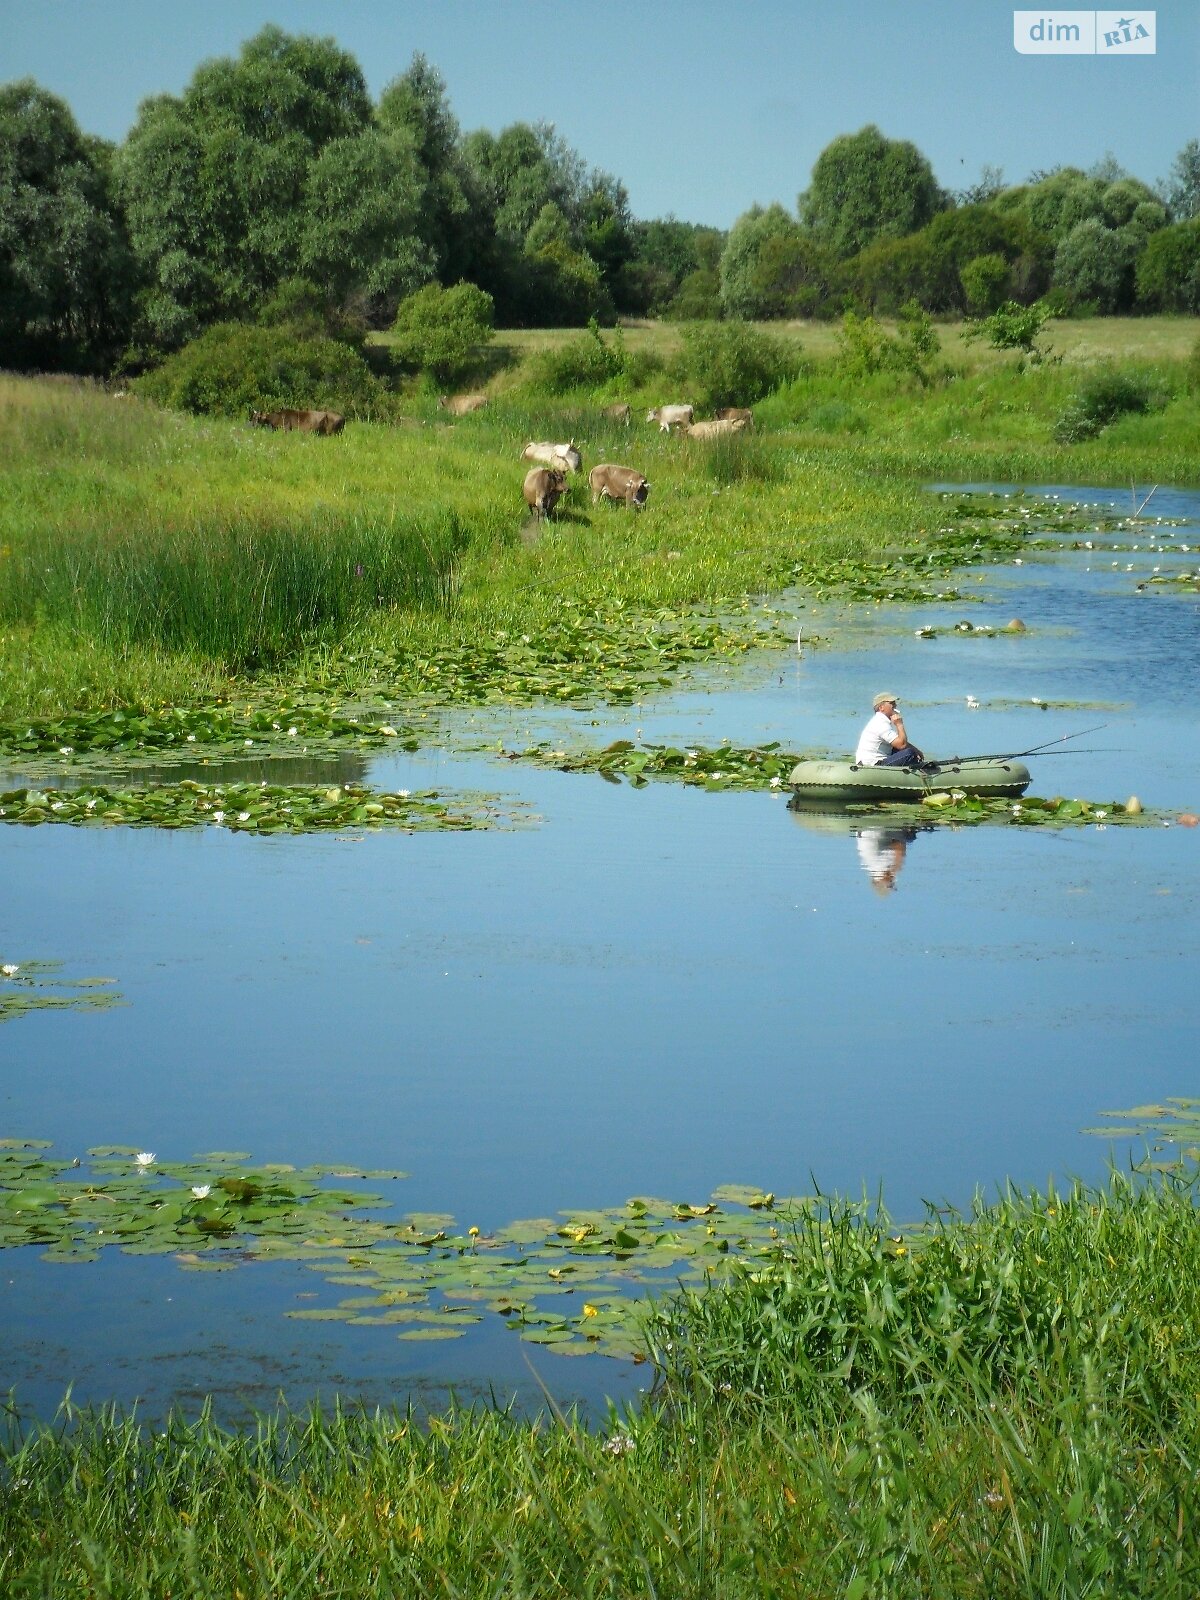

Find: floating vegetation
0;962;122;1024
510;740;800;790
1084;1099;1200;1168
912;792;1158;825
0;782;519;833
0;1143;799;1358
0;701;424;760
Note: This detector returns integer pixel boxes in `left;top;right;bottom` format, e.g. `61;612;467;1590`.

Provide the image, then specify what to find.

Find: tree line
2;25;1198;374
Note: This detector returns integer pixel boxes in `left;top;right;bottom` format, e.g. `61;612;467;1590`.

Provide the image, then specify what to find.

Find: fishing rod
925;725;1108;767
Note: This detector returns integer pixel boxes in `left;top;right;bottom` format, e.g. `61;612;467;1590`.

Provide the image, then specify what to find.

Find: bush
960;253;1011;314
835;303;939;383
671;320;800;409
965;299;1056;360
1053;365;1162;443
1135;219;1200;312
524;319;652;394
136;322;387;418
390;282;495;384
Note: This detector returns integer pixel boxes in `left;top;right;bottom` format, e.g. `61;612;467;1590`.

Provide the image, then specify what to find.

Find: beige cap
873;692;900;709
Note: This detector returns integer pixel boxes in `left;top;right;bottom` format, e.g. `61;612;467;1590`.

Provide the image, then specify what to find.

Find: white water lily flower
769;775;783;788
212;810;225;823
397;789;411;799
244;739;253;746
287;727;298;736
191;1184;211;1199
186;734;196;742
379;726;397;737
86;798;98;810
50;801;64;811
237;811;250;822
59;746;73;755
135;1151;155;1168
1;964;19;977
1095;809;1108;819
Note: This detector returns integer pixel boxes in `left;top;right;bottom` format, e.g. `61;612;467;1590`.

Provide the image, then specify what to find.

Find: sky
1;1;1196;228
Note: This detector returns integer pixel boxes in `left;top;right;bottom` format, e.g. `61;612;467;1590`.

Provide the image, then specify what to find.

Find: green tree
719;203;802;319
376;54;473;282
799;125;945;260
0;80;134;370
1161;139;1200;222
1135;219;1200;312
301;128;434;318
960;253;1011;315
1053;217;1136;312
115;27;383;346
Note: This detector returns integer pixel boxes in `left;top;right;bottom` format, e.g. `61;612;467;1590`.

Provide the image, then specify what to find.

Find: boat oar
927;725;1108;767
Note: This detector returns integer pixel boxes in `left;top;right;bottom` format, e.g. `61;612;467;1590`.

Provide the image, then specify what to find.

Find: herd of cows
248;395;756;523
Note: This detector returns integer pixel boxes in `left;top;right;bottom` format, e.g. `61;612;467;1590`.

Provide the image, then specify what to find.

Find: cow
521;440;582;473
646;403;694;433
588;463;650;510
713;406;754;425
438;393;488;416
523;466;567;520
602;402;632;424
250;408;345;435
680;417;749;440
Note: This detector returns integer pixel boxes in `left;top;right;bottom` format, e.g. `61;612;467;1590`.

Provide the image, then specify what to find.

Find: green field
2;317;1197;728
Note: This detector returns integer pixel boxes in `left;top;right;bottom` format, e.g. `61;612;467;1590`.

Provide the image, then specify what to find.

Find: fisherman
855;692;923;768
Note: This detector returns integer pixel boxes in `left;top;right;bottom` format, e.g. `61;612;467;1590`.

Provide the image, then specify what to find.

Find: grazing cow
250;408;346;435
523;467;568;520
713;406;754;425
680;417;749;440
646;403;694;433
588;463;650;510
602;402;632;424
438;393;488;416
521;440;582;473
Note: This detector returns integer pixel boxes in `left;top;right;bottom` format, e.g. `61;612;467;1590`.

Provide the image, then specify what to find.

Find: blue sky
2;1;1195;227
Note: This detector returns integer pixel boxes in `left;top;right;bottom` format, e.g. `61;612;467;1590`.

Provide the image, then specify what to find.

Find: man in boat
855;692;923;768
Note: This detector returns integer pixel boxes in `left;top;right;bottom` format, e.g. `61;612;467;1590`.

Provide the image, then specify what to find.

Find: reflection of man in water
855;826;917;895
856;692;923;768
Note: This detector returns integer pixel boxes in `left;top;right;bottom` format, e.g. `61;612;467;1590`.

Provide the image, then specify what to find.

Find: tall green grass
4;1171;1199;1597
2;507;468;669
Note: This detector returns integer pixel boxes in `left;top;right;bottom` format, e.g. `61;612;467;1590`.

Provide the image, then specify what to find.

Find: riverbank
2;319;1196;728
4;1165;1199;1597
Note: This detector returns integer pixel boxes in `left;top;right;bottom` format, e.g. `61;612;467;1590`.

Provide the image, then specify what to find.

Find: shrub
1135;219;1200;312
524;318;659;393
835;303;939;383
664;268;722;321
136;322;387;418
390;281;494;384
1052;218;1136;313
671;320;800;409
960;252;1011;314
964;299;1056;360
1053;365;1161;443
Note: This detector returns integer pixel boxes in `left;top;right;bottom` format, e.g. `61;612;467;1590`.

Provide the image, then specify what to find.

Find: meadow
1;316;1197;732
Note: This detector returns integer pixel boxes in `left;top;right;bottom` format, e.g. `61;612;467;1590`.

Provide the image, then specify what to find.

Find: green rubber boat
787;757;1032;805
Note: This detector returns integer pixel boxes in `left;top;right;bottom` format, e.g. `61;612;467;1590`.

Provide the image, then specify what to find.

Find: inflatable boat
787;757;1032;805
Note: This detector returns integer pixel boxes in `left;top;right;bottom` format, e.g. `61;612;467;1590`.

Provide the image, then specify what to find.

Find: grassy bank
3;1169;1199;1597
1;319;1196;725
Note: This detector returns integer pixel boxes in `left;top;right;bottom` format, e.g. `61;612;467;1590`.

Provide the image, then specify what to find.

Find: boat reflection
788;803;933;895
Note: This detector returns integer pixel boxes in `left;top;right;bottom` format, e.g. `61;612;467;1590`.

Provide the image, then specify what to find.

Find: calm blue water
2;484;1198;1422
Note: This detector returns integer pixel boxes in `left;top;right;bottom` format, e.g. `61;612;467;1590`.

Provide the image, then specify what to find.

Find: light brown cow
523;466;567;520
438;393;488;416
521;441;582;472
589;463;650;510
680;417;749;440
646;403;694;433
713;406;754;425
250;408;346;435
602;402;632;424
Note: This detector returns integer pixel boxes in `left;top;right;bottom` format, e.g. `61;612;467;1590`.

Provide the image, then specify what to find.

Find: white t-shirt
855;710;899;766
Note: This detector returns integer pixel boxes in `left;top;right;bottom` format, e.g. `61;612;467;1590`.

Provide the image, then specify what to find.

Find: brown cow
438;393;488;416
523;466;567;520
713;406;754;425
589;463;649;510
250;408;345;435
602;402;632;424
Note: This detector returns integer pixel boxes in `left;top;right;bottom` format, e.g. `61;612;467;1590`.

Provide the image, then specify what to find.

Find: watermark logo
1013;11;1155;53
